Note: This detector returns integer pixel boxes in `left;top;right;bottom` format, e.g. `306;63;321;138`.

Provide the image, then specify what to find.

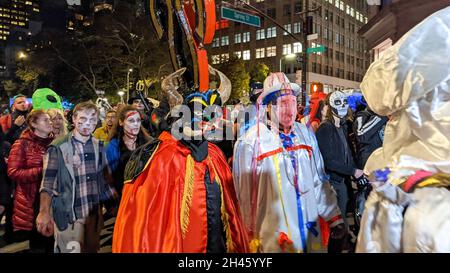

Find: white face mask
74;109;98;136
123;111;141;137
329;91;349;118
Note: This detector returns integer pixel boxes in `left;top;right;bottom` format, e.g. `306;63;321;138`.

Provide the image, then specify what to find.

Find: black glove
356;175;370;189
330;223;347;240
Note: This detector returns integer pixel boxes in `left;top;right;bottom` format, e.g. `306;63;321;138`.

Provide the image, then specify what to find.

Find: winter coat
316;120;357;183
0;112;28;146
7;129;53;231
352;110;388;169
0;128;12;206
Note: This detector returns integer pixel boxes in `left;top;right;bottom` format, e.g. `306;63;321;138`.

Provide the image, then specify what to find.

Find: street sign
221;7;260;27
306;45;326;54
307;33;318;41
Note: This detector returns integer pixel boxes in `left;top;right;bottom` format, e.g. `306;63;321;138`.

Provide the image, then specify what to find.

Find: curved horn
161;67;186;109
209;65;231;105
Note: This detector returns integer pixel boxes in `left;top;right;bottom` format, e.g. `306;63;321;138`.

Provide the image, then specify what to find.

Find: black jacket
0;128;12;206
4;112;28;145
316;120;356;183
353;110;388;169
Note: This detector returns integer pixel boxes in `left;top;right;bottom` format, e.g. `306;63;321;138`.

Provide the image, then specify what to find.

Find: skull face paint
329;91;349;118
123;111;141;138
74;109;98;137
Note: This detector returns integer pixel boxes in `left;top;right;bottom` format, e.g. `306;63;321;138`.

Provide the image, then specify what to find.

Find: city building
209;0;371;93
0;0;40;76
359;0;450;62
0;0;41;41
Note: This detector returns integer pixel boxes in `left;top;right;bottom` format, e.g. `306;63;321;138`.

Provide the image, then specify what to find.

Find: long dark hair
323;92;353;123
107;105;151;143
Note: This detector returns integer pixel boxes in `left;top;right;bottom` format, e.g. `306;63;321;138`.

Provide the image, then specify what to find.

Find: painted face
273;95;297;129
123;111;141;137
73;109;98;136
329;91;349;118
33;113;53;136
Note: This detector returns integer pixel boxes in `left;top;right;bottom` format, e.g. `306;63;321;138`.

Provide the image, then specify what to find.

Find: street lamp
118;90;125;104
126;68;133;103
17;51;27;60
279;53;297;72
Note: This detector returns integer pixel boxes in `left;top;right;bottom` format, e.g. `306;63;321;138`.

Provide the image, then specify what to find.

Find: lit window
346;5;350;15
335;1;339;8
221;53;230;62
234;51;242;59
283;44;292;55
221;36;229;46
293;42;302;53
256;29;265;40
256;0;264;2
256;48;265;59
266;27;276;38
211;55;220;64
235;33;241;44
243;50;250;60
283;24;291;36
339;1;344;11
212;38;220;47
293;22;301;34
243;32;250;43
351;8;355;17
266;46;276;57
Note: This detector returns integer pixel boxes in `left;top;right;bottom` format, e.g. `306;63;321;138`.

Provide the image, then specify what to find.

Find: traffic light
310;82;323;93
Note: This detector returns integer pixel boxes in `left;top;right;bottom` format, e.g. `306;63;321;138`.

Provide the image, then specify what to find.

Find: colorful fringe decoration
319;217;329;247
249;238;261;253
278;232;293;252
209;158;234;252
180;154;195;238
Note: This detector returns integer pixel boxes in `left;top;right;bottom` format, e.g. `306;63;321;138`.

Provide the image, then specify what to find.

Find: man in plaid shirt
36;101;116;253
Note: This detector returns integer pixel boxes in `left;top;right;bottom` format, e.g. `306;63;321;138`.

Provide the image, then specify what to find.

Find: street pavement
0;214;357;253
0;215;115;253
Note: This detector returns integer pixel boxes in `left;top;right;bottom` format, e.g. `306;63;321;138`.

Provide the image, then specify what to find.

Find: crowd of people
0;6;449;254
0;76;385;254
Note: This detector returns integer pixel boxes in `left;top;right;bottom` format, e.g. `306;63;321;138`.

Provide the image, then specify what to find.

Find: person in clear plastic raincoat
233;72;345;253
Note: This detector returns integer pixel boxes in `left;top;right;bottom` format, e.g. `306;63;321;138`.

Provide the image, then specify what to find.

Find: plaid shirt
41;135;115;220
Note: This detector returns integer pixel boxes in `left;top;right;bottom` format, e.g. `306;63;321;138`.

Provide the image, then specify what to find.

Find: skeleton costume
233;73;343;253
356;7;450;253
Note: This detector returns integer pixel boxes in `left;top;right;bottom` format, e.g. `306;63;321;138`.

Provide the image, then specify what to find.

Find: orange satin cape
112;133;249;253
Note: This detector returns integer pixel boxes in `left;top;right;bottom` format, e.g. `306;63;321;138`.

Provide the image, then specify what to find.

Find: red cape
112;133;249;252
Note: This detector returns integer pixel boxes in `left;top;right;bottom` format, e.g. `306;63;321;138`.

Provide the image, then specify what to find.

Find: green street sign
306;45;326;54
221;6;261;27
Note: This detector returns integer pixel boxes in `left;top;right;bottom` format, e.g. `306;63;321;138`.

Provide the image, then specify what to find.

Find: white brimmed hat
260;72;300;105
